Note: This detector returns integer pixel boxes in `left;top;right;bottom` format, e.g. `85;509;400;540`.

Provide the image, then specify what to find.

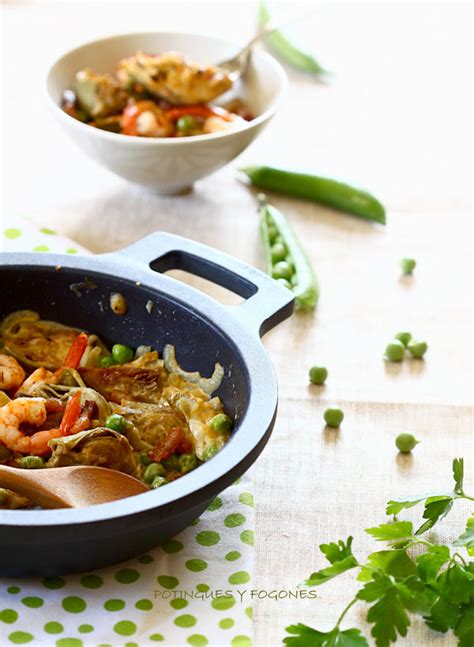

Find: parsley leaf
358;550;416;582
415;496;454;535
416;545;451;583
425;595;461;632
283;624;369;646
304;537;358;586
454;599;474;647
357;573;411;646
453;514;474;556
365;521;413;543
453;457;464;494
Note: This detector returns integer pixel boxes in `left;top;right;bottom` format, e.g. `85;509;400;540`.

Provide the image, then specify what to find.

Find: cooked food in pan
61;51;253;137
0;311;231;509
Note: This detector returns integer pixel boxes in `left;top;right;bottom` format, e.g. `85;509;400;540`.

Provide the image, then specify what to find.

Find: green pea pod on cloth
242;165;387;225
259;198;319;311
258;0;328;76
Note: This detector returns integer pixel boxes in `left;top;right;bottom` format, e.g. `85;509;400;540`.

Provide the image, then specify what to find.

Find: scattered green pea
140;451;151;466
176;115;199;133
400;258;416;274
395;433;420;453
104;414;128;433
270;242;288;263
18;456;44;469
99;355;117;368
111;343;134;364
202;444;219;461
384;340;405;362
143;462;166;484
272;260;294;281
407;340;428;359
178;453;198;474
209;413;232;435
394;332;412;347
309;366;328;385
151;476;167;489
324;408;344;428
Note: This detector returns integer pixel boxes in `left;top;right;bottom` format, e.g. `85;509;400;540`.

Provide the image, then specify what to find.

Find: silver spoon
217;24;277;81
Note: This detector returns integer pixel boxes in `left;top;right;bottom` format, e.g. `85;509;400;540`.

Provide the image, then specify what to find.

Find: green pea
178;453;198;474
385;340;405;362
271;242;288;263
99;355;117;368
151;476;167;489
209;413;232;435
407;340;428;359
324;408;344;428
272;261;294;281
140;451;151;466
0;444;12;461
202;444;218;461
277;278;292;290
18;455;44;469
400;258;416;274
104;414;128;433
111;344;134;364
267;224;278;243
162;454;180;470
309;366;328;385
395;433;420;453
176;115;199;132
143;462;166;484
394;332;412;347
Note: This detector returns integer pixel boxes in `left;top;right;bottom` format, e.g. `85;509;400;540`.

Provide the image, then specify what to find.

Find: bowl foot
151;184;194;196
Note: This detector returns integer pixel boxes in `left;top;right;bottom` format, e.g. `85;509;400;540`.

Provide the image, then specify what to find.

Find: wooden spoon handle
0;464;71;509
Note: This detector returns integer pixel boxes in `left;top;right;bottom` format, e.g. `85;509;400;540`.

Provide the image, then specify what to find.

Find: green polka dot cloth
0;219;255;647
1;219;87;255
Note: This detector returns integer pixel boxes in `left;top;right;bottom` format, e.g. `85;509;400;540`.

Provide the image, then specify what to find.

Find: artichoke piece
0;487;31;509
47;427;138;476
90;114;123;133
116;51;233;105
79;366;165;404
0;311;106;370
74;68;128;119
114;401;189;449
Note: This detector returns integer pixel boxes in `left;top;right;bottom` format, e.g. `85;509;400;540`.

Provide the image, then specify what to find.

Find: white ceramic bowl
46;32;287;194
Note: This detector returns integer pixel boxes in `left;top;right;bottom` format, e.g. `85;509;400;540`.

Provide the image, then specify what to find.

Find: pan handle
117;232;294;337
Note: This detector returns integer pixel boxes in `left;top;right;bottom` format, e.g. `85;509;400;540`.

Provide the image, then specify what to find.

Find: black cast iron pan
0;232;294;576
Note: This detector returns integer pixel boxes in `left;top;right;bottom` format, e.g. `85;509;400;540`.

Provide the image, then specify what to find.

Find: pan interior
0;265;251;422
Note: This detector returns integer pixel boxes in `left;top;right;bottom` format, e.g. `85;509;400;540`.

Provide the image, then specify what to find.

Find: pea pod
260;199;319;310
242;165;386;225
258;1;327;76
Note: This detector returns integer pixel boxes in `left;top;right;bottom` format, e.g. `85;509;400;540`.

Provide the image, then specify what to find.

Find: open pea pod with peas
259;197;319;311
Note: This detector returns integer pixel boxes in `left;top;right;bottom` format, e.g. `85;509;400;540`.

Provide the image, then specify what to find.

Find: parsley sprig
284;458;474;647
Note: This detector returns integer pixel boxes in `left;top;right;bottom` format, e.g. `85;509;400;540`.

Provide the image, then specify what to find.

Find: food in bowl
0;310;232;509
61;50;253;137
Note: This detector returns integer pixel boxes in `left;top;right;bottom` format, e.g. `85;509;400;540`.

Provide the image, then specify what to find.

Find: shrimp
0;397;61;455
0;354;25;390
18;367;56;395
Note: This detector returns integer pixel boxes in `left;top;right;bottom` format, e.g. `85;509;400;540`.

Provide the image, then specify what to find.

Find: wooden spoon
0;464;149;509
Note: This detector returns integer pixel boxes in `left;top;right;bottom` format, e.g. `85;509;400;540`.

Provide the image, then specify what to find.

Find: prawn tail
29;428;63;456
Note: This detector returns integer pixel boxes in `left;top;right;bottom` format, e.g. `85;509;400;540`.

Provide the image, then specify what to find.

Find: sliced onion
163;344;224;395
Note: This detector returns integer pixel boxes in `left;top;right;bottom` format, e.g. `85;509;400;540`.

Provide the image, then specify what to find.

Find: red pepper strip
166;105;232;122
63;332;88;369
59;391;82;436
149;427;193;462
